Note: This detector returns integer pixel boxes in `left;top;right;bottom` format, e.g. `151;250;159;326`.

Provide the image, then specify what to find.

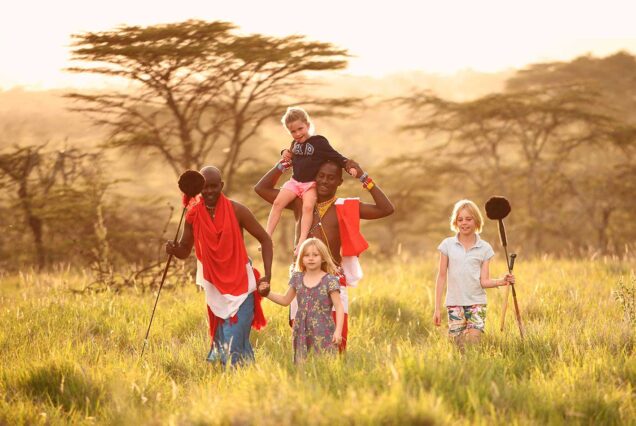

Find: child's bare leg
296;187;317;251
462;329;482;345
266;189;298;237
448;332;464;348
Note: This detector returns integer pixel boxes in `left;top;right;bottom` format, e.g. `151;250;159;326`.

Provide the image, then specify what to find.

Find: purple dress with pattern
290;272;341;362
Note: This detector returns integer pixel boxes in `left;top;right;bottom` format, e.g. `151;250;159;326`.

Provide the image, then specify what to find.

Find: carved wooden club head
485;196;511;220
178;170;205;198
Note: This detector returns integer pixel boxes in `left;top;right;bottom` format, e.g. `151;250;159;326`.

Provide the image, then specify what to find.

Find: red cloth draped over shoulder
186;193;266;336
336;198;369;256
186;193;249;295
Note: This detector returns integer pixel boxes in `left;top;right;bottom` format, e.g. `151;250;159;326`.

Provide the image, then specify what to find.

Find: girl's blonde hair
294;238;337;274
281;106;315;135
450;199;484;233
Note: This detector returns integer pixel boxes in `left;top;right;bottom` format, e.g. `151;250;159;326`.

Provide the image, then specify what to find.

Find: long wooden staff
140;207;186;358
506;252;524;338
499;252;516;331
140;170;204;359
486;197;524;339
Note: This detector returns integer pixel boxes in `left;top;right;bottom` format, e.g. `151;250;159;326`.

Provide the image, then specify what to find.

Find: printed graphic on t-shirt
293;142;314;156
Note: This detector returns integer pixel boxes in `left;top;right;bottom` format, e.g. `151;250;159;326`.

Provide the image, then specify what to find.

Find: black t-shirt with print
289;135;348;182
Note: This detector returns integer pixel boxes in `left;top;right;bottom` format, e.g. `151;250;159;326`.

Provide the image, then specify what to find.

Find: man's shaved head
200;166;222;182
199;166;224;207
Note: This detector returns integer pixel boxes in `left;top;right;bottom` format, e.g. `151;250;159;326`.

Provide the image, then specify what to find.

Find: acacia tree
399;85;624;253
506;53;636;252
506;51;636;124
66;20;356;192
0;144;101;268
371;154;467;253
0;145;45;268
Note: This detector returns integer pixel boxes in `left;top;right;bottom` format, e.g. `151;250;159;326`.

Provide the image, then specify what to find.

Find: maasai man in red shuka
166;166;273;366
255;159;394;352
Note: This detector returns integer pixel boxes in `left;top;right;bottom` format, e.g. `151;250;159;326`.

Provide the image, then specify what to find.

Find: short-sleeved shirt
437;234;495;306
290;135;348;182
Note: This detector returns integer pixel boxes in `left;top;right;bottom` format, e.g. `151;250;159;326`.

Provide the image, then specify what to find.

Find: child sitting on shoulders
266;106;356;253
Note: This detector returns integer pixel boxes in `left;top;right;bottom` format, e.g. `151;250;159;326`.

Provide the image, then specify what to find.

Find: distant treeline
379;52;636;257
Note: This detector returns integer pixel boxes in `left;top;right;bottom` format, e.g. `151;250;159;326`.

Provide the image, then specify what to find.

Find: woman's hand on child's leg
332;332;342;345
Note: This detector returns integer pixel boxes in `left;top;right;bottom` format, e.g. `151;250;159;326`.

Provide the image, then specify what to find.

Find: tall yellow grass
0;258;634;425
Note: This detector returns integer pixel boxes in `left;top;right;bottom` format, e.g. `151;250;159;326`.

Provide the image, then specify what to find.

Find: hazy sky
2;0;635;89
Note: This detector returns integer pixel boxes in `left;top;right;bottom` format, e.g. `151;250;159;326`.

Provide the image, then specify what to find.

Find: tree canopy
394;79;636;253
66;20;355;191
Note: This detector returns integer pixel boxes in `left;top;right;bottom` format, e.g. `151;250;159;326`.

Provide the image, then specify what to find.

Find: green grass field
1;258;634;425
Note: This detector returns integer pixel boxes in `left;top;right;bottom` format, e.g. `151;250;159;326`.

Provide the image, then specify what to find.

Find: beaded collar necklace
316;196;337;219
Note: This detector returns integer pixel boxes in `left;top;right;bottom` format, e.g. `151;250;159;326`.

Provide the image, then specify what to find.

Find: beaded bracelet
362;177;375;191
358;172;369;183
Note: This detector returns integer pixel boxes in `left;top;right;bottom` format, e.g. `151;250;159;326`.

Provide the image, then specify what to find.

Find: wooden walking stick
500;253;516;331
485;196;524;339
140;170;205;359
508;254;524;338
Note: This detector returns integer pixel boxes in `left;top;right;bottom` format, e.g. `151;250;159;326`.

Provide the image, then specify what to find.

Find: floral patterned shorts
447;304;487;336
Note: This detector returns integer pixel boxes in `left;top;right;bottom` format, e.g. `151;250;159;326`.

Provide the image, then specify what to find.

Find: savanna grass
0;258;634;425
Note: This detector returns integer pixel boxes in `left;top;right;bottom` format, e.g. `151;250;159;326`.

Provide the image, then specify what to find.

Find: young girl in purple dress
259;237;344;362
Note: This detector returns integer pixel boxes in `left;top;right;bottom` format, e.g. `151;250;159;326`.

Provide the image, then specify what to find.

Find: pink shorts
282;178;316;198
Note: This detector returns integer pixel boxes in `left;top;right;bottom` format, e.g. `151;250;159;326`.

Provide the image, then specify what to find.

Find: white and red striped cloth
290;197;368;319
